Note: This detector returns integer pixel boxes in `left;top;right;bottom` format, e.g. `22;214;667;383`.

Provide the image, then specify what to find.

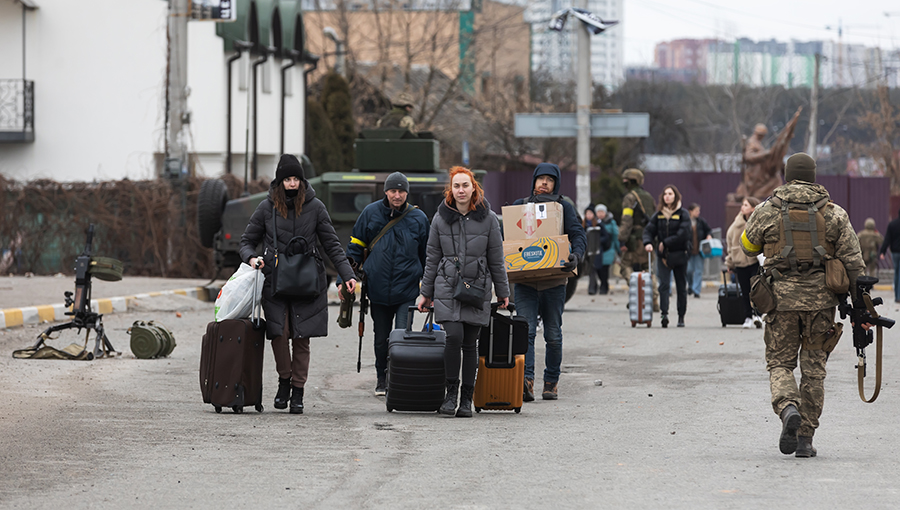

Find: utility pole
575;0;591;214
166;0;190;179
806;53;820;158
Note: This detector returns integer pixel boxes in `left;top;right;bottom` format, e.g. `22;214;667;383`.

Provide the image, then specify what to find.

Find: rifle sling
858;293;884;403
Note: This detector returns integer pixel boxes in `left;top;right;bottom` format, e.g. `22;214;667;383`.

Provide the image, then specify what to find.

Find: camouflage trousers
764;308;835;437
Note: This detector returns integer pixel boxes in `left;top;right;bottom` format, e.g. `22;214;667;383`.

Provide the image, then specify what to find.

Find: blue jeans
514;283;566;383
893;253;900;302
370;299;416;379
686;254;704;295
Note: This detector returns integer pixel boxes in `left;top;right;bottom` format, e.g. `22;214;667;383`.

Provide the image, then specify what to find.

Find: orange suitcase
474;303;527;413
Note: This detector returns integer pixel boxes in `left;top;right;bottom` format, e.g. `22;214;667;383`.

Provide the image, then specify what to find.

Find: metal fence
0;79;35;142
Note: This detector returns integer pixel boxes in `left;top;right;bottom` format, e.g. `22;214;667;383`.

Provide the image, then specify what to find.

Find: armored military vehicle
197;129;582;300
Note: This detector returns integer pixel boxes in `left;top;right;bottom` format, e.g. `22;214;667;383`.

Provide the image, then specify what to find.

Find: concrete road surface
1;280;900;509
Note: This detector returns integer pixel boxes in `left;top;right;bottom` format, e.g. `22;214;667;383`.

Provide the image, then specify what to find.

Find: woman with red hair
418;166;509;418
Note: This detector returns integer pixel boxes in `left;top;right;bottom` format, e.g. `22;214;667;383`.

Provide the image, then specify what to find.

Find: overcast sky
621;0;900;65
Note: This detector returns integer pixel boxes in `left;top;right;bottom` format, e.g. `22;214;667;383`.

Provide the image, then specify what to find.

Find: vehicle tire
198;179;229;249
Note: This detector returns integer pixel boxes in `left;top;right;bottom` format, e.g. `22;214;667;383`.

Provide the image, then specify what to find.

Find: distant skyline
621;0;900;66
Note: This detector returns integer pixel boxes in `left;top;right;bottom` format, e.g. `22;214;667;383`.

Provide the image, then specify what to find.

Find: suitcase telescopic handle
490;301;516;314
407;305;435;332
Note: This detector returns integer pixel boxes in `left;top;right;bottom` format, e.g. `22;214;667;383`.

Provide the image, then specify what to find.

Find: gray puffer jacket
420;200;509;326
239;180;355;340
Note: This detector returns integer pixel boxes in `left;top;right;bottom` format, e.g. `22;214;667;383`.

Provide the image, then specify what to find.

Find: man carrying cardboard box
511;163;586;401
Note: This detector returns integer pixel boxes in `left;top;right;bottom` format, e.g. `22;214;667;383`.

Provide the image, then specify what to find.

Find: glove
561;253;579;272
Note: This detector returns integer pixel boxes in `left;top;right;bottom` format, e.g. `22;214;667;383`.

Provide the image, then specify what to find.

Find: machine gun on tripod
28;225;123;360
838;275;895;402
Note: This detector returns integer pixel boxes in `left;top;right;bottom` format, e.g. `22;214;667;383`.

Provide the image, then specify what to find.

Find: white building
0;0;312;182
526;0;623;90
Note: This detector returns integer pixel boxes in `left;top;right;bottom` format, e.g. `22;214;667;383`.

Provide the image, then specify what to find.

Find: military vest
378;109;408;129
763;195;835;273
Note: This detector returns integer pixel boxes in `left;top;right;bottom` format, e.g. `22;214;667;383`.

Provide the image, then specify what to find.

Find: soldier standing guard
376;92;417;135
742;153;865;458
618;168;658;310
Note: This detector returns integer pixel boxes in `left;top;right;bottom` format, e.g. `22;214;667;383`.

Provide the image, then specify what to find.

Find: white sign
191;0;236;22
514;113;650;138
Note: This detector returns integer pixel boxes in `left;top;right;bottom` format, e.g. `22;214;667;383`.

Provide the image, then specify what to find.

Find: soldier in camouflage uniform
856;218;883;277
742;153;865;458
376;92;417;134
619;168;658;308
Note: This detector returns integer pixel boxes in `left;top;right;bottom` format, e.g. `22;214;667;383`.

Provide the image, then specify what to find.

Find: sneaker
753;315;763;329
374;378;386;397
742;318;754;329
524;378;535;402
542;381;558;400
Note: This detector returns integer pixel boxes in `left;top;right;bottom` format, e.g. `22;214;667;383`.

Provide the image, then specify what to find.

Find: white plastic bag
214;263;263;321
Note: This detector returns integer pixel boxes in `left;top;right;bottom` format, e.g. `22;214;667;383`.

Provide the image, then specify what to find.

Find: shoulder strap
369;204;416;252
630;190;648;217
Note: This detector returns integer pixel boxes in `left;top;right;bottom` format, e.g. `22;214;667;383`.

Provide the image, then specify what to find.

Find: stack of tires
129;321;177;359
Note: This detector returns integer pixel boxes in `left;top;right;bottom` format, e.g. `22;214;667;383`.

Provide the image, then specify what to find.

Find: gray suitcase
629;253;653;327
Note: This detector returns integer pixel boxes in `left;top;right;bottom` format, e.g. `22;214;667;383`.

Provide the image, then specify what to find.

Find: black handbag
271;206;322;300
663;249;689;268
450;224;486;308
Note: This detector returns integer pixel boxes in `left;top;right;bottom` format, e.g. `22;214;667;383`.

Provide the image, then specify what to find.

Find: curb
603;281;892;291
0;286;220;330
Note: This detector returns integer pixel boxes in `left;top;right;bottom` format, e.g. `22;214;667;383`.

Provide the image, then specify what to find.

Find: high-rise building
526;0;624;90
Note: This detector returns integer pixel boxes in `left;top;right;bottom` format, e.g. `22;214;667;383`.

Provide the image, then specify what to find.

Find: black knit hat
384;172;409;193
275;154;305;183
785;153;816;183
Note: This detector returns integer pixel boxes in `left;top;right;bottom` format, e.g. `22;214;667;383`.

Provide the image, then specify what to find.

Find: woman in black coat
240;154;357;415
643;184;691;328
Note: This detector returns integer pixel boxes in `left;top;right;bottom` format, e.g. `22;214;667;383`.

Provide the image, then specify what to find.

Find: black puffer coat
419;200;509;326
642;203;692;263
240;180;355;340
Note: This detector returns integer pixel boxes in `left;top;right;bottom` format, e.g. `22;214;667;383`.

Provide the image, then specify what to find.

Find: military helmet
392;92;415;109
622;168;644;186
784;153;816;183
753;123;768;136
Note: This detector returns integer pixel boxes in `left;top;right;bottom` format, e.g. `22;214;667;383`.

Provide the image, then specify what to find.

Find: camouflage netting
0;175;268;278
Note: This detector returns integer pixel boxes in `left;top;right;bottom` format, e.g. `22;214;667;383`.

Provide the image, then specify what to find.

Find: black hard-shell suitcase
385;307;446;413
199;269;266;413
474;302;528;413
717;271;745;327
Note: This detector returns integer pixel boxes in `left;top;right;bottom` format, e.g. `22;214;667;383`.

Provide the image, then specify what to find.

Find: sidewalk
0;276;221;329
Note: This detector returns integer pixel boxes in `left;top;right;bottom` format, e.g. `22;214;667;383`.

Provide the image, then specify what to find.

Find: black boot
796;436;817;458
274;378;291;409
439;379;459;416
677;315;685;328
779;404;800;454
289;386;304;415
661;314;669;328
456;384;474;418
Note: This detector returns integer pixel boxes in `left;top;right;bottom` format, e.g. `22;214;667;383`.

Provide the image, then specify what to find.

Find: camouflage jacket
376;108;417;134
857;228;884;265
618;187;655;251
741;181;865;311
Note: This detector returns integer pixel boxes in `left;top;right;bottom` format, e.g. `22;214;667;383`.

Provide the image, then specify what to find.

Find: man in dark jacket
879;209;900;303
513;163;587;401
686;203;712;297
346;172;430;395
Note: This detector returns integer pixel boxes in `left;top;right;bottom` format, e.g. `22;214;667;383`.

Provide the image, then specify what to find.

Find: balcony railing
0;79;35;143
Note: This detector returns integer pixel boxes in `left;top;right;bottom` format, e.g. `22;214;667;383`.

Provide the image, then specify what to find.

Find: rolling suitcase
385;307;446;413
629;253;654;327
718;270;746;327
474;302;528;413
199;268;266;413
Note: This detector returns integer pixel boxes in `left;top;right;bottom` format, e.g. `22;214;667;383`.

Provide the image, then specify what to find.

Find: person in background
878;209;900;303
583;205;607;295
725;197;762;328
643;185;691;328
686;203;712;298
857;218;883;277
418;166;509;418
595;204;619;295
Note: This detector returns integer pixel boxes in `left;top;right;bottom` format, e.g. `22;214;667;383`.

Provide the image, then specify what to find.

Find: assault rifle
356;266;369;373
838;276;895;402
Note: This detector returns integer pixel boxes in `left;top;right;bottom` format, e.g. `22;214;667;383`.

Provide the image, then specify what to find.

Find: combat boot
661;315;669;328
779;404;801;454
289;386;304;415
456;384;474;418
796;436;817;458
439;379;459;416
524;378;535;402
273;377;291;409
